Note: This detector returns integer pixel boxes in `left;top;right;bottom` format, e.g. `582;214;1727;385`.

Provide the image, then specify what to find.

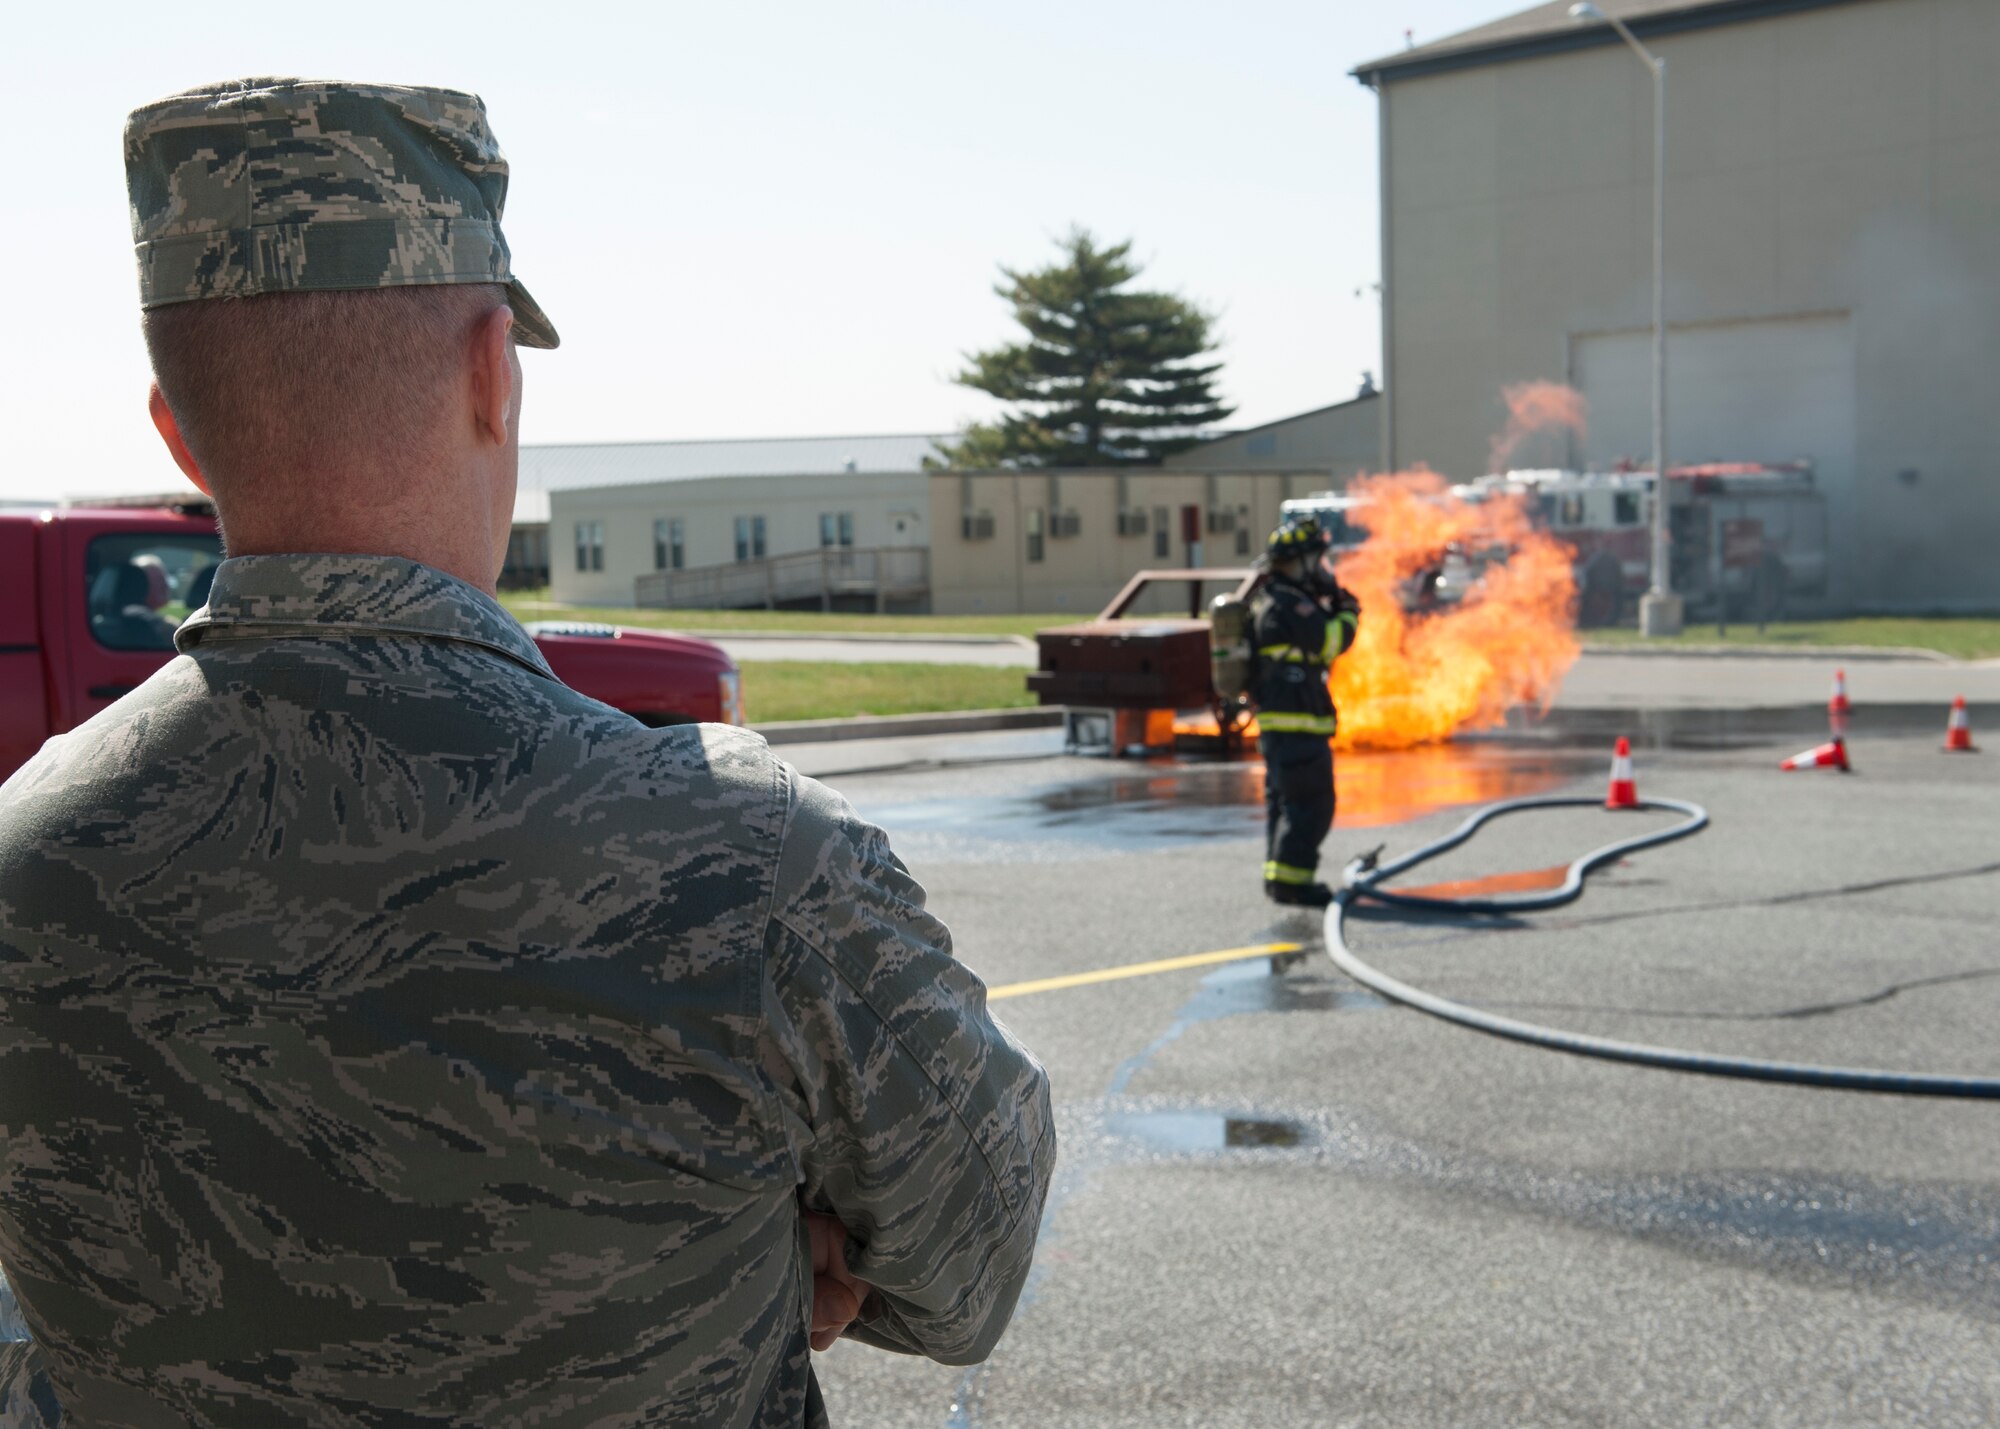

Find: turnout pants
1260;732;1335;887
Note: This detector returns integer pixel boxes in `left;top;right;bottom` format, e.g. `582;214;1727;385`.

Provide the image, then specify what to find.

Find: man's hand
805;1211;869;1351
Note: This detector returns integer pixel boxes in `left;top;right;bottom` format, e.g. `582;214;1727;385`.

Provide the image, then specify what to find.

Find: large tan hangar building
1357;0;2000;611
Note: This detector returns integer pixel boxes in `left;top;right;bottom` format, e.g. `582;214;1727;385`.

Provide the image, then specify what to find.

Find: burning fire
1328;471;1579;751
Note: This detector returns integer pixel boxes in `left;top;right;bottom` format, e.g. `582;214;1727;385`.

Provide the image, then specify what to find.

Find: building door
1180;504;1203;568
1572;314;1855;602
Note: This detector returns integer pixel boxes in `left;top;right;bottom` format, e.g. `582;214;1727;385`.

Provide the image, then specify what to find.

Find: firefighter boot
1265;879;1335;909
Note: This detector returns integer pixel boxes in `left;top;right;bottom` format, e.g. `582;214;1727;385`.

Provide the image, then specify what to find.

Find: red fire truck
1474;463;1829;626
1281;462;1829;628
0;499;743;785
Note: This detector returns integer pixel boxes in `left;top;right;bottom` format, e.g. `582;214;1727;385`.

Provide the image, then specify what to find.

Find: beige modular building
926;392;1383;615
535;436;940;607
1358;0;2000;611
526;396;1382;614
924;466;1340;617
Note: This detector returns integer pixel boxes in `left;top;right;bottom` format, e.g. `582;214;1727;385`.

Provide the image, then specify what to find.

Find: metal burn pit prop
1028;569;1260;756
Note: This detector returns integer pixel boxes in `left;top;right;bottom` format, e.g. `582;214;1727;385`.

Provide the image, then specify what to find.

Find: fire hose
1326;795;2000;1099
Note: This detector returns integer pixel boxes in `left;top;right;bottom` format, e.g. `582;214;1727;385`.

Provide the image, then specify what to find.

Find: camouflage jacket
0;554;1054;1427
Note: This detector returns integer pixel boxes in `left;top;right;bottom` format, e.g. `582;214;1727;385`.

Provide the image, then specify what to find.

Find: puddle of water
1107;1111;1311;1152
1390;863;1573;900
864;743;1601;851
1105;956;1387;1098
1035;765;1263;816
1188;954;1388;1022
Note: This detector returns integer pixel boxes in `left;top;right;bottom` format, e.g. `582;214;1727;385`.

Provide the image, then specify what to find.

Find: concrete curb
686;629;1037;649
1578;642;1956;664
753;707;1062;745
1494;700;2000;746
750;699;1997;762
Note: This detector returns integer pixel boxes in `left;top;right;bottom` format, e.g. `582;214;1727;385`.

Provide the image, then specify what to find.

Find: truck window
1558;494;1585;526
86;533;223;652
1614;492;1641;525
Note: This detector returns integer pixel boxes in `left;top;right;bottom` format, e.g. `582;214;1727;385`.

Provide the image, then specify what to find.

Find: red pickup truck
0;502;743;784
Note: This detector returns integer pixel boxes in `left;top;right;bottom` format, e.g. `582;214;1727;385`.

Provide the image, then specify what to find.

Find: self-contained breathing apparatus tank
1208;592;1253;701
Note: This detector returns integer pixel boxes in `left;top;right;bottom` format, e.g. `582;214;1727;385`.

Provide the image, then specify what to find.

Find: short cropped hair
142;283;507;490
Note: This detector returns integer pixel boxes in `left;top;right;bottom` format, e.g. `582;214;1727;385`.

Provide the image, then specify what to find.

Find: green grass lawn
1583;617;2000;661
501;591;1060;639
738;661;1039;724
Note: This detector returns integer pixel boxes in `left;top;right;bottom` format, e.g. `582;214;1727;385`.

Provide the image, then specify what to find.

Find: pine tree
934;228;1234;468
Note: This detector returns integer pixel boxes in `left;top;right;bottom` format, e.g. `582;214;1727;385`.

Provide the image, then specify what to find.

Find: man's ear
471;305;517;446
148;385;212;496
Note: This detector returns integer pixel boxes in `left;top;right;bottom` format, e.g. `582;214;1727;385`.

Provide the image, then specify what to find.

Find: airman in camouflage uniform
0;79;1054;1427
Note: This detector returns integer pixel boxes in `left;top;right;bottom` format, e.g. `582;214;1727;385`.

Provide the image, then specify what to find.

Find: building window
1152;506;1169;559
735;515;767;563
838;512;854;547
1026;508;1045;564
653;517;684;571
574;520;604;573
1235;504;1252;556
820;512;856;548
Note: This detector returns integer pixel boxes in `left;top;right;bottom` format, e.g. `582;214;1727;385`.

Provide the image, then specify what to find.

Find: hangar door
1571;314;1855;601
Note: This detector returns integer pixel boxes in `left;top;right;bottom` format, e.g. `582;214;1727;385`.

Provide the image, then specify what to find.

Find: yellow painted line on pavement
988;942;1304;1001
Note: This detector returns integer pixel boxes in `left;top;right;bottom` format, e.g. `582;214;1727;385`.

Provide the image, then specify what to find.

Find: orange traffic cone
1944;696;1977;752
1827;668;1851;740
1605;736;1638;808
1781;737;1850;772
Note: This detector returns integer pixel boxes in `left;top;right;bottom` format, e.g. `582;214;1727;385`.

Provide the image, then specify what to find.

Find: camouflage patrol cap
124;77;559;348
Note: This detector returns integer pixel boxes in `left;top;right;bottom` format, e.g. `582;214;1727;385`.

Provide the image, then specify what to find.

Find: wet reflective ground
1106;1110;1311;1152
861;740;1606;853
851;704;1975;856
815;731;2000;1428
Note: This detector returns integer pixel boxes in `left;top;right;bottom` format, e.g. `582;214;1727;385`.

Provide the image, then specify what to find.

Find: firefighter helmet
1267;515;1330;560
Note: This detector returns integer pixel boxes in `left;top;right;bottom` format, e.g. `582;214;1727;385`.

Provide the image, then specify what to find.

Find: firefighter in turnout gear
1252;515;1361;908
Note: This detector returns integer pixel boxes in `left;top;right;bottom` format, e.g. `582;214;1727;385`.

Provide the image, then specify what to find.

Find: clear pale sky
0;0;1511;502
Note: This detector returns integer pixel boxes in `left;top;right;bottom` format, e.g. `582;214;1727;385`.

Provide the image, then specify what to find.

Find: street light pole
1570;3;1681;634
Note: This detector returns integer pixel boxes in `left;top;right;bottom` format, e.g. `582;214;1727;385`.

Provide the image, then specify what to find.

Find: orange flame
1490;380;1588;472
1329;471;1579;750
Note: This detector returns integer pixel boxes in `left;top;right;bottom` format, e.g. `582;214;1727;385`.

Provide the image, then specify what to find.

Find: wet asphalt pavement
807;730;2000;1428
